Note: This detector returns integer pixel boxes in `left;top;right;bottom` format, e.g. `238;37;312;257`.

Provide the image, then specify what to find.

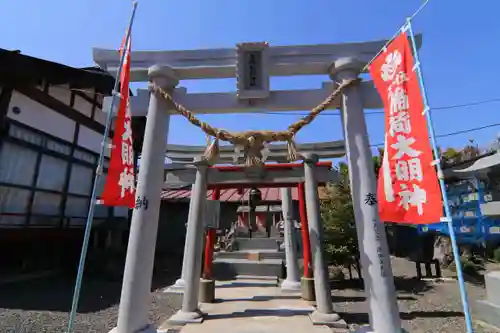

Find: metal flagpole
66;2;138;332
405;18;474;333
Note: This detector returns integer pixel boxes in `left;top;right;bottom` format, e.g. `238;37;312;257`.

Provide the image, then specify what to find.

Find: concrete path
159;278;346;333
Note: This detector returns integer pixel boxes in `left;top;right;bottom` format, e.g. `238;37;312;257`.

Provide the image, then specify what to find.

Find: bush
493;247;500;263
462;260;478;276
448;259;479;276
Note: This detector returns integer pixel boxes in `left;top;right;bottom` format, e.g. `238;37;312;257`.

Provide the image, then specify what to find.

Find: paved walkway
159;278;345;333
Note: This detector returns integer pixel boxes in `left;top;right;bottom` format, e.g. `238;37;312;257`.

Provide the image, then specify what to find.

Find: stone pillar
280;187;301;292
331;57;401;333
112;65;177;333
474;271;500;328
164;195;196;293
303;153;346;328
167;157;208;325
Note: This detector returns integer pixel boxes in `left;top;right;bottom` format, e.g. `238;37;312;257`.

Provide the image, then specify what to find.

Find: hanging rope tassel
243;136;265;167
287;137;298;162
203;135;220;164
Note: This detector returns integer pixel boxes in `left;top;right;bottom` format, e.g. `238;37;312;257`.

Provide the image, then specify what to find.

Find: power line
370;122;500;147
260;96;500;117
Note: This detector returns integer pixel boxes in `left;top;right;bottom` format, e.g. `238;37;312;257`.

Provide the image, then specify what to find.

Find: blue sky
1;0;499;157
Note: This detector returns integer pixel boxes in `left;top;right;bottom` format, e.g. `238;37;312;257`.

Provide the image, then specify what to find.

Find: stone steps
212;258;285;280
234;237;282;251
213;236;285;280
215;249;285;260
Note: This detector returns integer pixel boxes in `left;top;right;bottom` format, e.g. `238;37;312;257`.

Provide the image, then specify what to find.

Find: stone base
308;310;347;328
473;299;500;329
353;326;409;333
301;276;315;301
199;278;215;303
109;323;158;333
281;279;301;292
162;278;185;294
167;309;205;326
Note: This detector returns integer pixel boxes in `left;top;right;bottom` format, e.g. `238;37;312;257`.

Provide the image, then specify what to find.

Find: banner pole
66;2;138;332
405;18;474;333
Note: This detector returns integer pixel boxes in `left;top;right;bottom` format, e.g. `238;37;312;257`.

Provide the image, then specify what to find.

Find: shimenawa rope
149;78;360;166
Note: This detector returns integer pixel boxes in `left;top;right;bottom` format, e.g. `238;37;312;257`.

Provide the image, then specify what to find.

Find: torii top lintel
166;140;346;164
93;37;422;81
97;37;422;116
164;161;337;190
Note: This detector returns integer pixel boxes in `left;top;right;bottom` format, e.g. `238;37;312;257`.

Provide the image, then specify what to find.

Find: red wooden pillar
203;188;220;279
298;182;312;278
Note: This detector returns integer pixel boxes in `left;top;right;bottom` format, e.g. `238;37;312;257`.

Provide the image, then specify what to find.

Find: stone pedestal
353;327;408;333
163;278;185;294
473;271;500;328
309;311;348;329
300;276;315;301
199;278;215;303
281;279;301;292
109;326;157;333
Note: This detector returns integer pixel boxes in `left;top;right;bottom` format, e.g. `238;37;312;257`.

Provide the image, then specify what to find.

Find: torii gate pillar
280;187;301;292
303;153;346;328
331;58;402;333
112;65;178;333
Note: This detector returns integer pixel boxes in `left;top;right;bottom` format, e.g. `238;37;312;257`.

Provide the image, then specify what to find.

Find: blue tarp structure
418;152;500;245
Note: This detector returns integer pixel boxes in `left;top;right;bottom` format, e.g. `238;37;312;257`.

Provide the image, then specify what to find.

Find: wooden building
0;48;129;276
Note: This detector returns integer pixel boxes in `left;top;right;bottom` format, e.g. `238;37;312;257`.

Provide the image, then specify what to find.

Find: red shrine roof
160;187;330;202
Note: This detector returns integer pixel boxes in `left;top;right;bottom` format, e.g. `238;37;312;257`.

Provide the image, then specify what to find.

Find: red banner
370;32;443;224
101;33;136;208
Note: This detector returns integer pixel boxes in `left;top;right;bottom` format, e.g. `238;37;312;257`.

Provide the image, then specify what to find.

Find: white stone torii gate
95;37;422;333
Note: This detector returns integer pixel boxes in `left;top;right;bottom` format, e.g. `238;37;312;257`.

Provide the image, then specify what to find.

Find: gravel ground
0;267;183;333
0;255;497;333
332;256;495;333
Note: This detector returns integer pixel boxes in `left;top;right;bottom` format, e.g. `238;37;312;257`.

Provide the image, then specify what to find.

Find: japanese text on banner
369;32;443;224
100;33;136;208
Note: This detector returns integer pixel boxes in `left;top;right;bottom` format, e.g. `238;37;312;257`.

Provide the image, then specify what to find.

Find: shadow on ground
205;308;464;322
216;281;278;289
338;310;464;325
0;255;182;313
206;308;312;320
463;272;486;286
331;276;434;294
214;295;302;303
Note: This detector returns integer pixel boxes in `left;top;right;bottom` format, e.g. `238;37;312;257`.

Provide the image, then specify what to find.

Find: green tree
441;147;462;166
439;143;482;167
321;162;358;267
372;147;384;178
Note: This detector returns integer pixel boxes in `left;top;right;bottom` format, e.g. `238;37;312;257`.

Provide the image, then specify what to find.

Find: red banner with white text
370;32;443;224
100;33;136;208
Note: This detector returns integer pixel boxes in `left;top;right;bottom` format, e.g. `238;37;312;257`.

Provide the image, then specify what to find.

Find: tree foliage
372;147;384;178
321;162;358;266
321;149;385;267
439;142;482;167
